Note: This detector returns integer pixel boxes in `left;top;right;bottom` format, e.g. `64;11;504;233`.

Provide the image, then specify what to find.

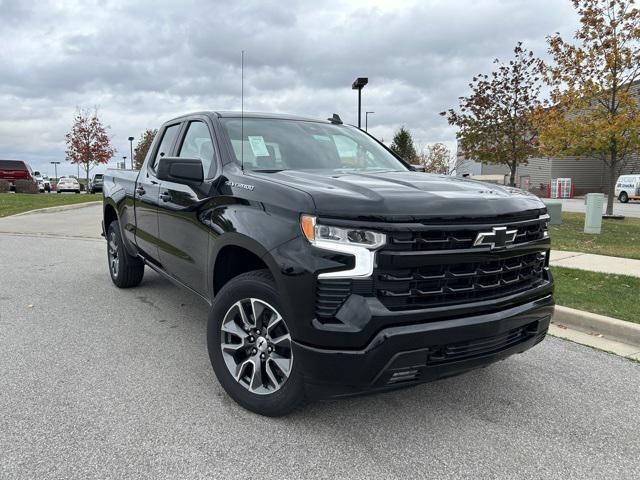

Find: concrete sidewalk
550;250;640;278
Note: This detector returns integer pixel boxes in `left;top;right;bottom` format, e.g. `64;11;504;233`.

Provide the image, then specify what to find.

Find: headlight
300;215;385;250
300;215;385;279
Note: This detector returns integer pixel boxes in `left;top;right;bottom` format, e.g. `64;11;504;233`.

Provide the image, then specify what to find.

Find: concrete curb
9;201;101;217
553;305;640;348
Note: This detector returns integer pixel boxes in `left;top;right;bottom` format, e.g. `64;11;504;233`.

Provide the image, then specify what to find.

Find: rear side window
0;160;27;170
178;121;216;178
151;124;181;170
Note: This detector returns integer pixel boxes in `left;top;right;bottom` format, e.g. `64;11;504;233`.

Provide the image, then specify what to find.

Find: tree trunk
509;161;516;187
605;141;618;216
606;162;617;216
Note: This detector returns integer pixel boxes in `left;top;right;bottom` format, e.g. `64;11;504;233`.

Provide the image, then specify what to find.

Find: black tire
107;221;144;288
207;270;304;416
619;191;629;203
75;190;80;194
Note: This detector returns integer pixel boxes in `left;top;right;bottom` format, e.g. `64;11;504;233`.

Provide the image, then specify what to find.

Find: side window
151;124;181;170
178;121;216;177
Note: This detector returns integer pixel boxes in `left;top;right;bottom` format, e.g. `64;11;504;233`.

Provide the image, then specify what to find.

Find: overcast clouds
0;0;578;176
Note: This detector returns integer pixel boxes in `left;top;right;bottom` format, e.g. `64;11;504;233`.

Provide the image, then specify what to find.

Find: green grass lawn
0;193;100;218
550;212;640;259
551;266;640;324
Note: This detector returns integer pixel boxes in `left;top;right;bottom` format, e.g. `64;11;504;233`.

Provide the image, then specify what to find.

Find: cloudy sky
0;0;579;176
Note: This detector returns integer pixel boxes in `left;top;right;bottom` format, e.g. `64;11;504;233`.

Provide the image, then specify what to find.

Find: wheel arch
209;233;283;299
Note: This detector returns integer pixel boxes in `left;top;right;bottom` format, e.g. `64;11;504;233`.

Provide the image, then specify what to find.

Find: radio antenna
241;50;245;172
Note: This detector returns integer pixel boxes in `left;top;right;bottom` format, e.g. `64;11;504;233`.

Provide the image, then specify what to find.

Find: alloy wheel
108;231;119;278
220;298;293;395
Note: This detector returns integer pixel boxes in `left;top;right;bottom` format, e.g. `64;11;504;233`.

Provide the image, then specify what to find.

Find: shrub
0;179;9;193
14;179;39;194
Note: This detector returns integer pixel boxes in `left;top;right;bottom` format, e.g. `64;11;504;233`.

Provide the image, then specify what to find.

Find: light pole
50;161;60;182
365;111;375;132
128;136;134;169
351;77;368;129
122;156;127;169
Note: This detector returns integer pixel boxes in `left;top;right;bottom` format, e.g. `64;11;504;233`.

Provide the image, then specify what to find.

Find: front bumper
294;294;553;399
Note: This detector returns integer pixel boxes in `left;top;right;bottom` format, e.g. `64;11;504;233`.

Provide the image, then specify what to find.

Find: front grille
377;252;548;311
385;217;546;251
315;214;550;320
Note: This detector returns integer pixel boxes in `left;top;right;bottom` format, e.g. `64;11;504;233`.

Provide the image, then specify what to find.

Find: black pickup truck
103;111;553;416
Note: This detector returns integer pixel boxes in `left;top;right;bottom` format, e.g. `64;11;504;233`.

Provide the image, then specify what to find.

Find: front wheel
619;191;629;203
107;221;144;288
207;270;304;416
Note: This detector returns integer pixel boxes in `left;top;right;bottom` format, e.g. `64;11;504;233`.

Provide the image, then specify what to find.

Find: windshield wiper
252;169;285;173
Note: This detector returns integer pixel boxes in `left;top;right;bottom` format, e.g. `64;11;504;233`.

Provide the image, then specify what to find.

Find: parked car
615;174;640;203
103;111;553;416
57;176;81;193
89;173;104;193
0;159;36;191
33;171;51;192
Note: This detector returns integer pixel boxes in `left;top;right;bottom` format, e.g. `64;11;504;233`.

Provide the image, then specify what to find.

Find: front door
133;123;181;263
157;119;217;296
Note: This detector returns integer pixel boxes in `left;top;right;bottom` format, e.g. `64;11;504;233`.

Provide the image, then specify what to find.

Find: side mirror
156;157;204;184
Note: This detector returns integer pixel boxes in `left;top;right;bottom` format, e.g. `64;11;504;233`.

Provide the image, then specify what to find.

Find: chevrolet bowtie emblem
473;226;517;250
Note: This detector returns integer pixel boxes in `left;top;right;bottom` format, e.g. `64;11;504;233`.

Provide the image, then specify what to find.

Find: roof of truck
165;111;335;124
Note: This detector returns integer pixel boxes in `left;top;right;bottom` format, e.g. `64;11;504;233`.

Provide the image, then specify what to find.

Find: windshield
220;118;408;173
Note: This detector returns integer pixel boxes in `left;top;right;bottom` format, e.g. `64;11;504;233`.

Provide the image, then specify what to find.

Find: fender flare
208;232;284;299
102;197;138;257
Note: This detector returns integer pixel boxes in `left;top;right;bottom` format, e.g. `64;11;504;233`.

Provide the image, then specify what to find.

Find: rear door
133;123;181;263
157;117;218;295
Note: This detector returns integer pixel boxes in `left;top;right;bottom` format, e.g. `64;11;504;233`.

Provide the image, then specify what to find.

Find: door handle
136;186;146;196
160;192;172;202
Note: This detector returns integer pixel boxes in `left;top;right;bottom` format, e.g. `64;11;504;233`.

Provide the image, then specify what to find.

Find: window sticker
333;135;357;157
248;136;270;157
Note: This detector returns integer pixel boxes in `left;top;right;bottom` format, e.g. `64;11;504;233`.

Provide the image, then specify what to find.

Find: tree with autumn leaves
535;0;640;215
133;129;157;169
442;42;541;186
420;143;456;174
65;108;116;186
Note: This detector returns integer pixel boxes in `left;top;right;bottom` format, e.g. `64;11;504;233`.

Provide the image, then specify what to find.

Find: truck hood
249;170;546;220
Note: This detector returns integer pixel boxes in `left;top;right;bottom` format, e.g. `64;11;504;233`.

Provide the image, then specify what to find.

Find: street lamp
128;136;135;169
122;156;127;169
351;77;368;129
50;161;60;182
365;111;375;132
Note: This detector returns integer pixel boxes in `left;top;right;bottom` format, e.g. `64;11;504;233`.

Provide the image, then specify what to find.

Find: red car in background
0;160;36;190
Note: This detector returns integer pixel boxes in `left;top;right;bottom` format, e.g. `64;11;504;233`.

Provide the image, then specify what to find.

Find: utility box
584;193;604;234
543;200;562;225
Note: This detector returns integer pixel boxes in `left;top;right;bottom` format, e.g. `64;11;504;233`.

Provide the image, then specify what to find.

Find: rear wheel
619;191;629;203
107;221;144;288
207;270;304;416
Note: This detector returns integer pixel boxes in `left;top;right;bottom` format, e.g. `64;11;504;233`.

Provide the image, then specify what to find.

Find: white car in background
56;176;81;193
33;171;51;192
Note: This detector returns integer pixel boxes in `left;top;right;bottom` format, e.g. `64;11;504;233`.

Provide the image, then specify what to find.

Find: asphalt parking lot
1;204;639;479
